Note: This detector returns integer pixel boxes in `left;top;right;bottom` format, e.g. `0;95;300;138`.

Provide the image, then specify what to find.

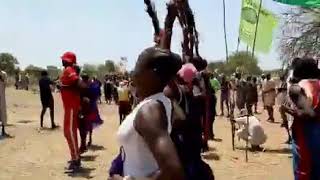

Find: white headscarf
0;71;7;82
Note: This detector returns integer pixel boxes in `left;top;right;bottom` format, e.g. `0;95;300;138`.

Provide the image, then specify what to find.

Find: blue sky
0;0;290;70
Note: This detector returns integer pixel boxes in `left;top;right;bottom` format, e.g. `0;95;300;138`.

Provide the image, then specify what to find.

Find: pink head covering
177;63;198;83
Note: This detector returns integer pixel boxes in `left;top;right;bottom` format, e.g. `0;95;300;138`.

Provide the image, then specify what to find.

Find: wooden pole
245;113;249;162
251;0;263;57
222;0;229;63
236;37;240;53
230;114;235;151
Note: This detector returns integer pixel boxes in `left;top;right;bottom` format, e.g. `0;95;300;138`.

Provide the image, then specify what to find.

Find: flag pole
222;0;229;63
236;37;240;53
251;0;263;57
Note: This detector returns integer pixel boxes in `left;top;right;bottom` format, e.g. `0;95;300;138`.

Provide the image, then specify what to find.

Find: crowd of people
1;51;320;180
14;72;30;90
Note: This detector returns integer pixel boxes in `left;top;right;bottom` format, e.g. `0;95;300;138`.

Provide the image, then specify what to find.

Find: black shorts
41;97;54;109
118;101;131;115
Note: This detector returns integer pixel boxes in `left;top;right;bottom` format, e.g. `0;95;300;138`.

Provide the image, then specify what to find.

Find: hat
61;51;77;64
177;63;198;83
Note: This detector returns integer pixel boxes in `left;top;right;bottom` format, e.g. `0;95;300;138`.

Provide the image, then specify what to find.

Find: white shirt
235;116;267;146
117;93;172;177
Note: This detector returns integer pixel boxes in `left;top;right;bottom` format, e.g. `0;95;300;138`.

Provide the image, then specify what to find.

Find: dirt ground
0;88;293;180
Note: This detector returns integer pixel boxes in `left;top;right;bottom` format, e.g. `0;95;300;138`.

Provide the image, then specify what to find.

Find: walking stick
229;113;235;151
245;112;249;162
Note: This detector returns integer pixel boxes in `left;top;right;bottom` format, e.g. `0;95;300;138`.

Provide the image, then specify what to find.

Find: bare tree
279;7;320;64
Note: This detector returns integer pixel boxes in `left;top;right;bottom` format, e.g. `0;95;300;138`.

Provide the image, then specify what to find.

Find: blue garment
87;81;103;129
292;120;320;180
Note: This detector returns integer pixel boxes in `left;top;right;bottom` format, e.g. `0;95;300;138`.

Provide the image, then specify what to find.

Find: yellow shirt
118;87;130;102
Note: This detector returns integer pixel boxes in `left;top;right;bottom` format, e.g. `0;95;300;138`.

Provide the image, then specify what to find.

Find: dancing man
39;70;57;129
59;51;83;171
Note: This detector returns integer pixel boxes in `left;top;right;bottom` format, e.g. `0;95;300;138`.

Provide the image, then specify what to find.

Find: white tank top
117;93;172;177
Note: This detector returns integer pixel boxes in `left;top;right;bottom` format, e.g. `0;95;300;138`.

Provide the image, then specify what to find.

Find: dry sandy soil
0;88;293;180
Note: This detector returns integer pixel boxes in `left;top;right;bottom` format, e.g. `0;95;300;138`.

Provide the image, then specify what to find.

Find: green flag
239;0;278;53
274;0;320;7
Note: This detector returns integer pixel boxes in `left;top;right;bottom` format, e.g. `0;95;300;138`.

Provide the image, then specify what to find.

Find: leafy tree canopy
0;53;19;75
207;51;262;76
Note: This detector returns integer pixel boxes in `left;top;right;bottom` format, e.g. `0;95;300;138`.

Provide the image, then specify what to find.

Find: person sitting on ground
39;70;57;129
112;47;185;180
235;109;267;151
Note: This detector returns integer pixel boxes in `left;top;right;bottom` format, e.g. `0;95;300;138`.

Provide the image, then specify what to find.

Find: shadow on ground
17;120;33;124
213;138;223;142
263;148;291;154
5;124;16;127
65;167;96;179
0;134;15;140
202;152;221;161
88;144;106;151
235;147;291;154
37;126;61;131
81;155;98;162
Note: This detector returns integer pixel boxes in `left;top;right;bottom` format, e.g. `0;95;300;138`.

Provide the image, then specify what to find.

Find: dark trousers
220;92;229;116
209;95;216;140
79;116;92;149
1;122;5;135
40;98;55;128
246;103;253;116
119;101;131;124
266;106;274;121
279;106;291;141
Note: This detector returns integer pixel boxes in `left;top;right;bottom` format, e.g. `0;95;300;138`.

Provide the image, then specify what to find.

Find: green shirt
210;78;220;92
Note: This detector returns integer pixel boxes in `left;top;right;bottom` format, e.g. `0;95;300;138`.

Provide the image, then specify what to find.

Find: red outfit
60;66;81;160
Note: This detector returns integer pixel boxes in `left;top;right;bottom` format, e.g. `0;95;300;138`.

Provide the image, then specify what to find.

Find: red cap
61;51;77;64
